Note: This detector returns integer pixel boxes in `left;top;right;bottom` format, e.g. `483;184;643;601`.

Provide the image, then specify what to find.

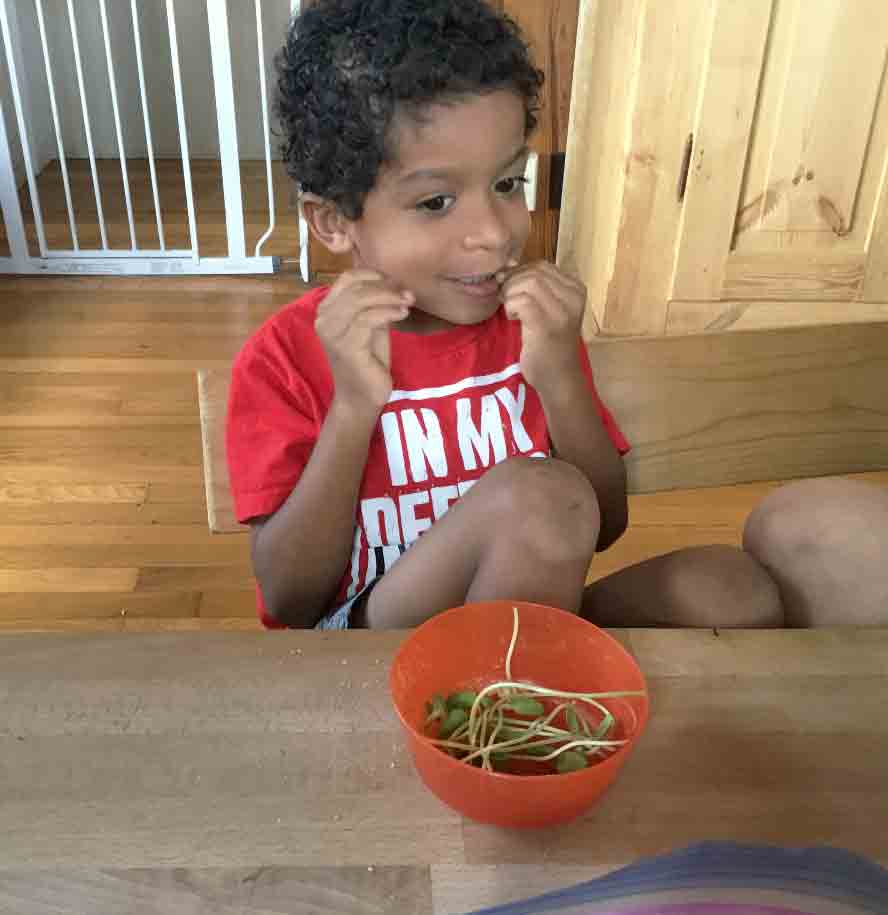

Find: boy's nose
463;199;512;250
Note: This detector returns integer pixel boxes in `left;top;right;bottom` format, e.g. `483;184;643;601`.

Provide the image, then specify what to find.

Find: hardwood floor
0;274;304;630
1;273;886;631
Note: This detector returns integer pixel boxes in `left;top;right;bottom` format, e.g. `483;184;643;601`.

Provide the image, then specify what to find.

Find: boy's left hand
497;260;587;395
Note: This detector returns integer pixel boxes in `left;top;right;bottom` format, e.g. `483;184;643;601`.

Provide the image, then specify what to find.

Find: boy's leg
581;545;784;628
361;457;601;629
742;477;888;626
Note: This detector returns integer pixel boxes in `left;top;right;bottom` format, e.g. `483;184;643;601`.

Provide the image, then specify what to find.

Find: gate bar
98;0;137;250
166;0;199;258
34;0;79;250
206;0;246;259
131;0;166;250
255;0;276;256
66;0;109;249
0;0;47;256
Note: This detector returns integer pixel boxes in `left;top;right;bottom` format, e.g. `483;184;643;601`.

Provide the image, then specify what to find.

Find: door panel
673;0;888;304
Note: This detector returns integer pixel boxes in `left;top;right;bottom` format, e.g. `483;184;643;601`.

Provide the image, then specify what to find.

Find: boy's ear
299;193;355;255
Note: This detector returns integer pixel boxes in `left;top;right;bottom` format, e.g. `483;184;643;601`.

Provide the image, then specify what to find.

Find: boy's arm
536;371;628;550
248;269;414;627
499;260;628;550
250;399;377;628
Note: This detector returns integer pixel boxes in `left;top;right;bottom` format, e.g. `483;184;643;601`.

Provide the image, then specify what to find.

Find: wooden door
560;0;888;338
302;0;579;282
670;0;888;334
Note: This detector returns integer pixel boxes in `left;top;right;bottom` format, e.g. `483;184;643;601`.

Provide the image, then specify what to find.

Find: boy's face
342;89;532;334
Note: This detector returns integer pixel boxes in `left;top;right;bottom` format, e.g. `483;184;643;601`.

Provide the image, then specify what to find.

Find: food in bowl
423;607;644;775
389;599;650;827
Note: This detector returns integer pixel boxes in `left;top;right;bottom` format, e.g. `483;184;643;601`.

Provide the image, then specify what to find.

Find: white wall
2;0;292;179
1;0;58;184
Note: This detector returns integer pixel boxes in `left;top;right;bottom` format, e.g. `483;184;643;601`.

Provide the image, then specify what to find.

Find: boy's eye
495;175;529;195
417;195;455;214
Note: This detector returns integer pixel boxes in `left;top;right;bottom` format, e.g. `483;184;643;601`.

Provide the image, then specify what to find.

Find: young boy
226;0;782;630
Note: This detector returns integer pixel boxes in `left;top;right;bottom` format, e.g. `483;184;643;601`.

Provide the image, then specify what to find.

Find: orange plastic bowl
389;600;649;828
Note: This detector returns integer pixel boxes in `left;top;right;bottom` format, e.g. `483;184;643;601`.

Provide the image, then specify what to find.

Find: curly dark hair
274;0;544;219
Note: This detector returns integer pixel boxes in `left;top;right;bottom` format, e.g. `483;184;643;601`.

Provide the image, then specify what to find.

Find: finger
318;285;413;338
534;260;586;301
328;268;387;300
320;302;409;349
503;261;573;296
325;271;414;316
502;260;584;301
354;311;407;366
328;279;414;310
503;273;570;324
502;291;545;331
332;309;407;363
344;304;411;345
370;321;391;371
504;268;583;326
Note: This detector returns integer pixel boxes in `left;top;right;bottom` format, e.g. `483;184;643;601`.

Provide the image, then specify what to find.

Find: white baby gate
0;0;309;277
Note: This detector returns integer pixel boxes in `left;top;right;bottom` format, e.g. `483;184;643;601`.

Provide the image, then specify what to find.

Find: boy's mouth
452;272;497;285
448;272;501;298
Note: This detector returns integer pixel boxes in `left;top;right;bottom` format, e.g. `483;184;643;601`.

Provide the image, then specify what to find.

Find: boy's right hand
315;269;414;414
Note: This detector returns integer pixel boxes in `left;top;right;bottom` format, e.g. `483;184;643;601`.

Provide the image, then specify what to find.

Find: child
226;0;782;630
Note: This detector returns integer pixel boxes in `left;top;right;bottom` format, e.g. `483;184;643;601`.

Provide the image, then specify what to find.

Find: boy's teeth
460;274;493;285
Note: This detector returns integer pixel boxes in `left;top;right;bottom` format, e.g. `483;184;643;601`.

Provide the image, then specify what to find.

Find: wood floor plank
0;546;248;570
0;568;138;593
0;503;208;527
0;591;201;621
0;619;259;632
0;427;202;485
0;483;148;504
0;525;246;547
0;358;235;374
198;589;259;619
0;374;198;423
0;335;247;362
146;481;216;504
135;566;254;593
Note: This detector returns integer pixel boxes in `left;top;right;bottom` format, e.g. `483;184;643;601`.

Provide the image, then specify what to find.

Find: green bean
556;750;588;773
424;694;447;725
438;708;468;739
519;741;560;758
505;697;545;717
565;706;581;735
447;690;480;710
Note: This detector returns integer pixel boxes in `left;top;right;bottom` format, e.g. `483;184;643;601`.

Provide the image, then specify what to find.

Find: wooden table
1;628;887;914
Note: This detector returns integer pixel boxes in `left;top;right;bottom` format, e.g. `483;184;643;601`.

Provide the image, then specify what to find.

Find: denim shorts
314;579;378;631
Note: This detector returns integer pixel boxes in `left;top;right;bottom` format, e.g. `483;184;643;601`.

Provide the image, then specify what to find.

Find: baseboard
589;321;888;492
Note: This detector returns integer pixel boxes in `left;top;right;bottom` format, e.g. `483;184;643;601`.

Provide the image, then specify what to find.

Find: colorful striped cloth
466;843;888;914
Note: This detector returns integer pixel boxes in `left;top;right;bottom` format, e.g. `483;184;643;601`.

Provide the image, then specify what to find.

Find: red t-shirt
226;286;630;627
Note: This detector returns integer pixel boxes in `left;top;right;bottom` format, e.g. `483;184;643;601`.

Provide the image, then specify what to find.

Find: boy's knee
668;545;785;628
481;457;601;561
